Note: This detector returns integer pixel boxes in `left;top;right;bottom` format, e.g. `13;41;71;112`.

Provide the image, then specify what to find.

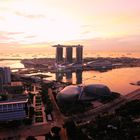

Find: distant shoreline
18;57;140;75
0;57;140;71
0;56;140;61
0;58;22;61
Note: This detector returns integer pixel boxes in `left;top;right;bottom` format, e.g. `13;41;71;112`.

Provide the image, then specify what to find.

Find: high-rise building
56;46;63;63
66;47;73;63
53;44;83;64
0;70;3;93
76;45;83;64
0;67;11;93
3;67;11;84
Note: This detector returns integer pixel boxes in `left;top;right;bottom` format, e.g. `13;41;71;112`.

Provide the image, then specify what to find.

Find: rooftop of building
52;44;83;48
11;81;23;86
0;94;28;105
56;84;112;104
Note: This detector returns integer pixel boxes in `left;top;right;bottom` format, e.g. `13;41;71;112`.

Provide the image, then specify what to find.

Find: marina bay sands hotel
53;44;83;64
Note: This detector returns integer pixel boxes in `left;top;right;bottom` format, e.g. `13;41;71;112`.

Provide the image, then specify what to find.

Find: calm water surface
81;68;140;95
40;67;140;95
0;60;24;68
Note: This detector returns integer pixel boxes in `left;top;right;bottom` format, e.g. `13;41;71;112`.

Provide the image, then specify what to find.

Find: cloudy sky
0;0;140;51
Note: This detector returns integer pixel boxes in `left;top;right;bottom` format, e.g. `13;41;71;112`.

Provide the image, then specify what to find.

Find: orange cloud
24;35;36;38
15;11;45;19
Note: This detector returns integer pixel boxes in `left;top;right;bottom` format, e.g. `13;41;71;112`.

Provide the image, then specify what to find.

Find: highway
72;88;140;122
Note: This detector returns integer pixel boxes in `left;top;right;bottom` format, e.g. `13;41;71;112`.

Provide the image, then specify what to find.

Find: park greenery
78;99;140;140
64;120;89;140
28;92;34;103
45;126;61;140
0;94;8;101
39;84;53;115
29;106;35;118
35;117;43;122
115;99;140;117
59;101;92;115
100;92;120;103
35;111;42;116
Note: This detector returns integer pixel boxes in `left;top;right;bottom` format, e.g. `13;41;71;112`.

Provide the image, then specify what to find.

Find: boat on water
130;81;140;86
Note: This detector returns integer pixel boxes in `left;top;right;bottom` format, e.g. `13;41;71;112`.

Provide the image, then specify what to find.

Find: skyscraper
66;47;73;63
3;67;11;84
0;69;3;93
0;67;11;92
53;44;83;64
76;45;83;64
56;46;63;63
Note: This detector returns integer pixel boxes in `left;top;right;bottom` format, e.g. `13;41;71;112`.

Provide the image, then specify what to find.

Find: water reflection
55;70;83;84
65;71;73;83
54;67;140;95
76;70;82;84
55;72;63;82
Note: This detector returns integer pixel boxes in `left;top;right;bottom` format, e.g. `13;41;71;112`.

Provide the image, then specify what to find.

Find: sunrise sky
0;0;140;51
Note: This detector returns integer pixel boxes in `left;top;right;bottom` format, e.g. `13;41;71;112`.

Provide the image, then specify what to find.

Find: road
48;88;68;140
72;88;140;122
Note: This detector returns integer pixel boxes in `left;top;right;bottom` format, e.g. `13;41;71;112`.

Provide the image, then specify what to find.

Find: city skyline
0;0;140;52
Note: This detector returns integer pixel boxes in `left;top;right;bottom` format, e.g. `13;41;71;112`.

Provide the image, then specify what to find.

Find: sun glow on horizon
0;0;140;51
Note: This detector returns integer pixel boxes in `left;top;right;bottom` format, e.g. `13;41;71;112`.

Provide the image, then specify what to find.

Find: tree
29;106;34;118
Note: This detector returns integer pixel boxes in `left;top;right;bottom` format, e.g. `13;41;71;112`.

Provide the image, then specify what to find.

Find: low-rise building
0;96;28;122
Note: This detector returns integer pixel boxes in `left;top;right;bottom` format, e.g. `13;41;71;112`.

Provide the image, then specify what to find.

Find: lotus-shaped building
56;84;111;104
